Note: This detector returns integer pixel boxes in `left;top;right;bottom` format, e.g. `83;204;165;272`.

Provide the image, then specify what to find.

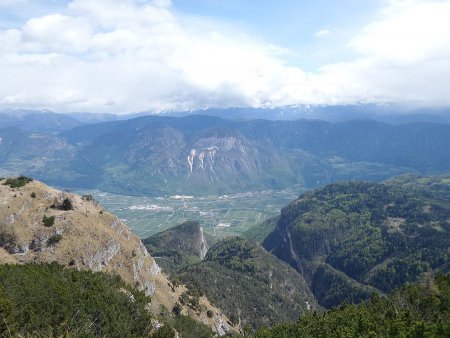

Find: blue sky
172;0;381;69
0;0;450;113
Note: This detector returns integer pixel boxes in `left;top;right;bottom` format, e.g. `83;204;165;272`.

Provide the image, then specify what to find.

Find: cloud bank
1;0;450;113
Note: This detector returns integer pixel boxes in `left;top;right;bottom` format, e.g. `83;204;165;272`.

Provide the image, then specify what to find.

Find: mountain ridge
262;176;450;308
0;177;236;335
2;114;450;195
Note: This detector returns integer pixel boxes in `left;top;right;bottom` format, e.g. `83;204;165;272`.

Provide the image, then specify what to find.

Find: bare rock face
186;136;262;183
0;179;237;335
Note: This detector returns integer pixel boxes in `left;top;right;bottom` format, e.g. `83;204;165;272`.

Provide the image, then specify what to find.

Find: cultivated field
73;188;303;238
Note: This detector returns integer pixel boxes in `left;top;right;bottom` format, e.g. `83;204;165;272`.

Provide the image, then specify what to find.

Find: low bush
3;176;33;188
42;215;55;227
47;234;62;247
60;198;73;211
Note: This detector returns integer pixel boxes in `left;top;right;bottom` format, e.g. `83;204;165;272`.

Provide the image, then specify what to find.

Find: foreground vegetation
255;273;450;338
0;263;218;338
0;263;152;337
155;315;214;338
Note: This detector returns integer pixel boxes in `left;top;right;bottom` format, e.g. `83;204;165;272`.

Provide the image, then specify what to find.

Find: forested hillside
143;221;213;274
2;115;450;195
263;176;450;308
0;263;152;337
1;174;450;336
144;232;318;331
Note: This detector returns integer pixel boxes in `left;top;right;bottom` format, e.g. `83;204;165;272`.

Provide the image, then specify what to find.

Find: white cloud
350;0;450;63
21;14;92;53
0;0;450;112
323;0;450;106
315;28;332;38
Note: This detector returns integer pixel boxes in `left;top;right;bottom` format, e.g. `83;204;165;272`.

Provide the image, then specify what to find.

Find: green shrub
47;234;62;246
30;192;36;198
42;215;55;227
3;176;33;188
60;198;73;211
0;286;13;334
172;304;182;316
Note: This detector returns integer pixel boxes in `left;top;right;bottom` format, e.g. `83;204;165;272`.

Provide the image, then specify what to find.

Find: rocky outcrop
186;136;265;184
0;180;162;296
199;225;209;260
0;179;237;335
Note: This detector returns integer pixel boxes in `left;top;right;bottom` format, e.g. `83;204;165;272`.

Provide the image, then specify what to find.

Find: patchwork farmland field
73;187;303;238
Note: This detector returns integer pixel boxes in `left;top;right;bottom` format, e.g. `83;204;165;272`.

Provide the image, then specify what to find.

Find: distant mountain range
1;113;450;195
168;105;450;125
2;104;450;127
0;109;82;133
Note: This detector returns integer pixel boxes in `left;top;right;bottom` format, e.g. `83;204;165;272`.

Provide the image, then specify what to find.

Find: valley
1;111;450;336
2;0;450;335
1;172;449;336
73;186;302;238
